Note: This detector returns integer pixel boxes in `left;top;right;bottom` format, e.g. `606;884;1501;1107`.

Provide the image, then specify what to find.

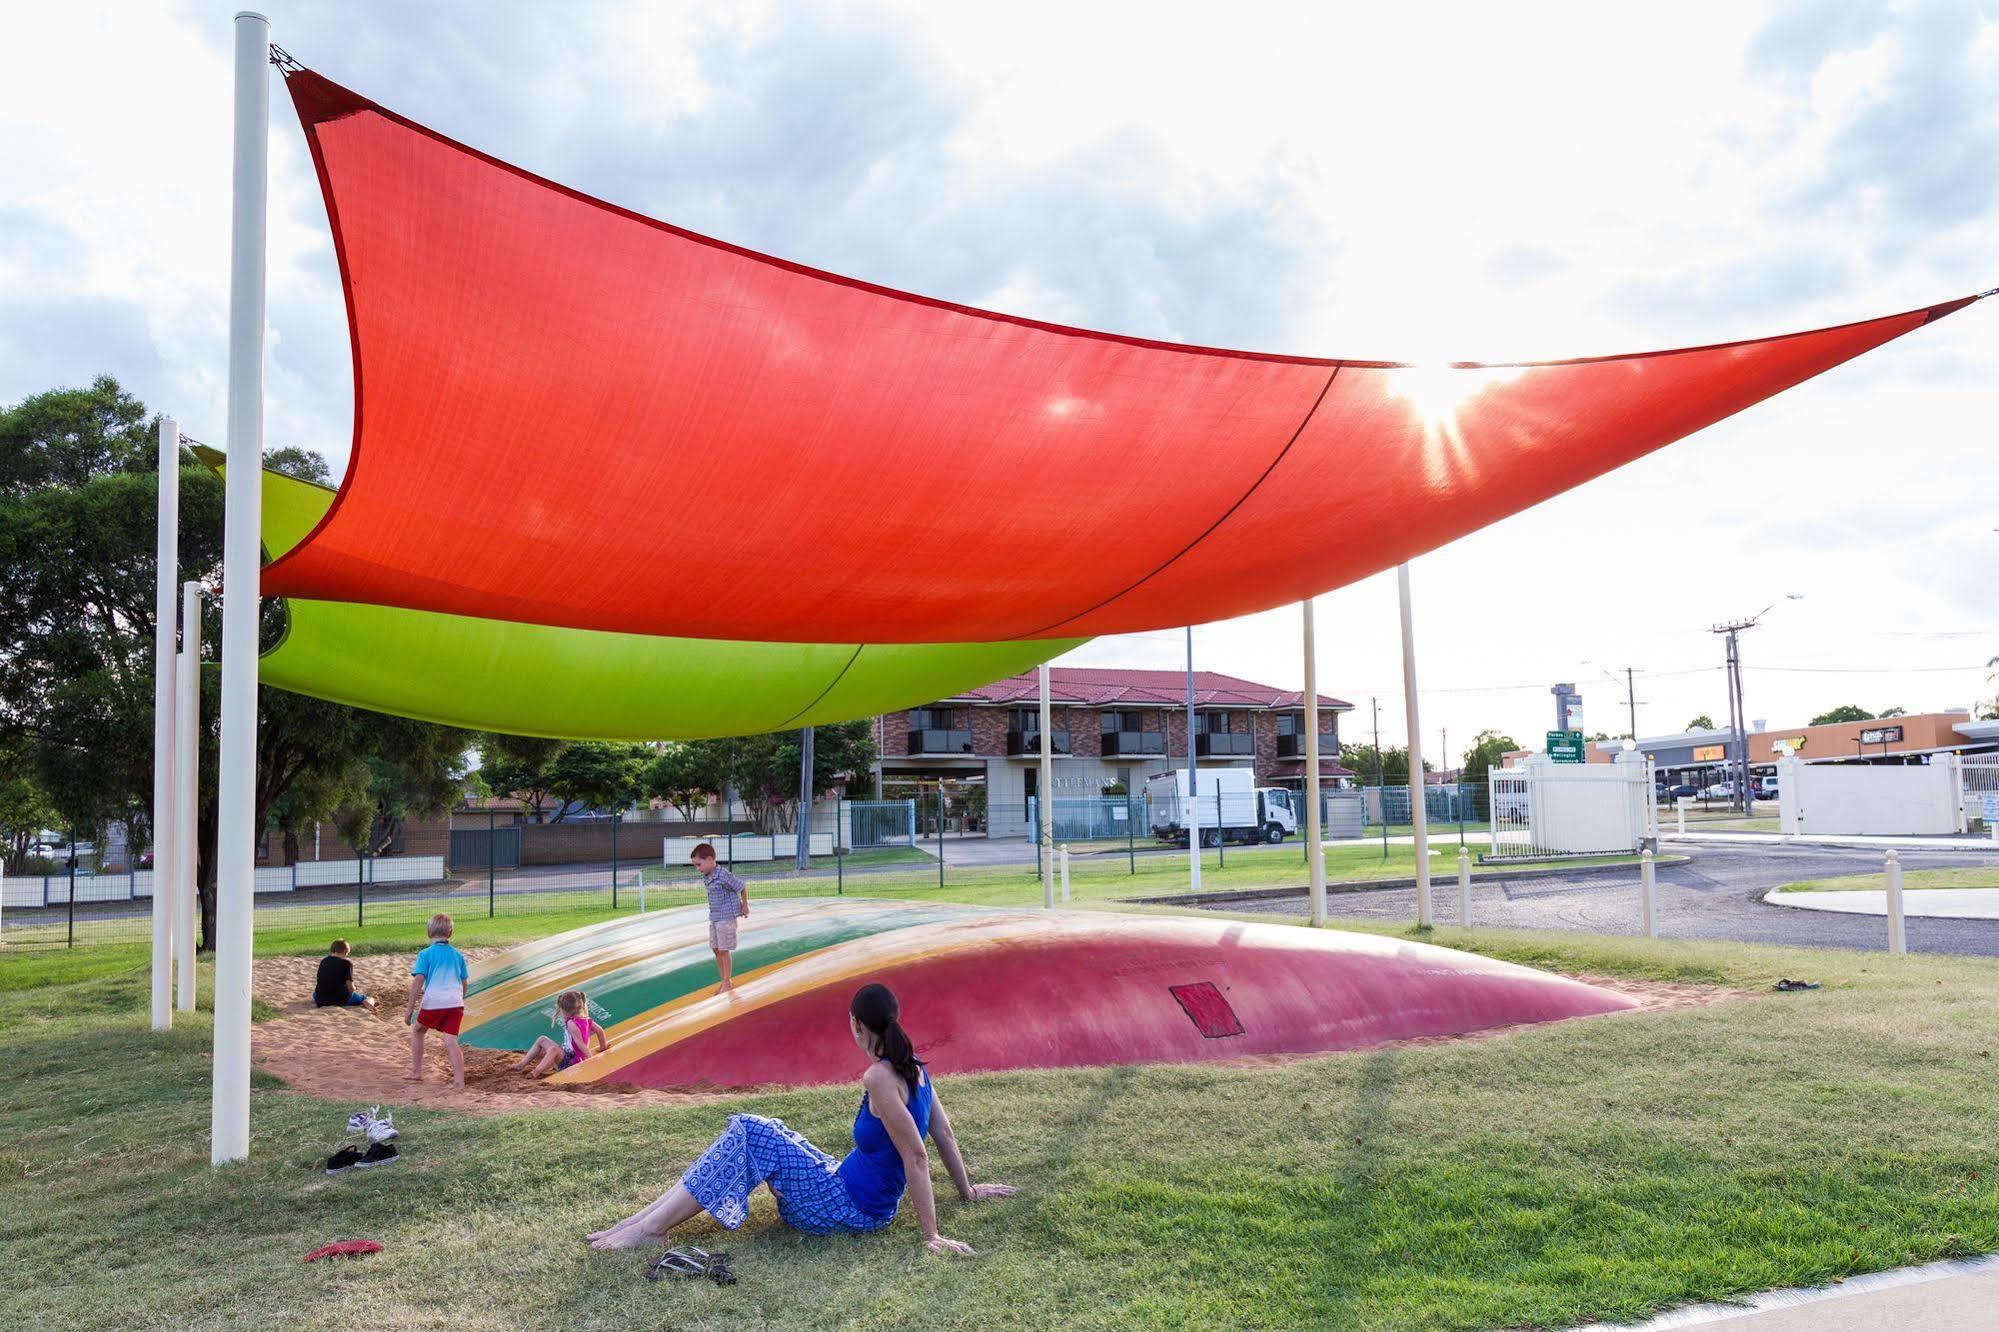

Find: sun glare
1386;361;1528;486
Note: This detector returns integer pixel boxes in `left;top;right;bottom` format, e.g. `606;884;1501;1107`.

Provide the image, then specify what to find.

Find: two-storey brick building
873;668;1353;837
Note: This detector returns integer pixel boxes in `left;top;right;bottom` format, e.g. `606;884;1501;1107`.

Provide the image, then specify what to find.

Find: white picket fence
2;855;447;908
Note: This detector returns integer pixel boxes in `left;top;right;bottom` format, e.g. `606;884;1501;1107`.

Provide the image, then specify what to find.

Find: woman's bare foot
588;1221;660;1251
401;1073;422;1082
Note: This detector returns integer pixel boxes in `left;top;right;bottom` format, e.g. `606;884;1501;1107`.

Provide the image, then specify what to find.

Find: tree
477;734;568;821
1686;714;1715;730
0;376;472;947
0;375;153;495
1339;743;1429;787
1809;705;1875;726
546;741;649;815
1878;706;1906;719
642;743;721;821
0;740;59;873
681;722;878;832
1982;656;1999;721
1459;730;1519;790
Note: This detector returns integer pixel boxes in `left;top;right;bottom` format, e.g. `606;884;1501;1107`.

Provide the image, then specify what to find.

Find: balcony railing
1101;731;1165;757
1275;733;1337;759
906;728;973;755
1195;733;1254;757
1006;730;1070;756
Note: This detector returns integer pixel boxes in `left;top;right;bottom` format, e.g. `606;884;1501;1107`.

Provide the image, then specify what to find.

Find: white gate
1487;754;1652;859
1963;759;1999;829
1778;756;1967;836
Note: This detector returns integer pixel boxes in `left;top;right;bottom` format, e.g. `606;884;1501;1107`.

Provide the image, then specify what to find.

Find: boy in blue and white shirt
405;912;470;1090
690;843;748;993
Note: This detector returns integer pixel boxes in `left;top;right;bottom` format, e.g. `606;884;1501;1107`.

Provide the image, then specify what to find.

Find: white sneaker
367;1109;397;1144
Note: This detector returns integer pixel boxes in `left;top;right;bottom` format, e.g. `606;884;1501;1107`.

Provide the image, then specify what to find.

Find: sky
3;0;1995;763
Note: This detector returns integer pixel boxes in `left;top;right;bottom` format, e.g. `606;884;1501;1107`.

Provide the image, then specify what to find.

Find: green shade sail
220;454;1080;740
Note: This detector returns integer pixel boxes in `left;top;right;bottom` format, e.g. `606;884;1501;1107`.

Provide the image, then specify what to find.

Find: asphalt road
1209;842;1999;957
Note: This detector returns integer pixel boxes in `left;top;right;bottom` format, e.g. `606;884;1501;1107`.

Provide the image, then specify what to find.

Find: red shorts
416;1006;463;1035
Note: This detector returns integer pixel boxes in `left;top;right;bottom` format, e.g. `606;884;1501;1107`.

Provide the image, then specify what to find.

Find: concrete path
1207;842;1999;956
1666;830;1998;852
1764;887;1999;919
1581;1253;1999;1329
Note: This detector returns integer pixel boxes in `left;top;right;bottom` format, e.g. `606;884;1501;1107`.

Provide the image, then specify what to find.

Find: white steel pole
1884;849;1905;955
174;582;201;1010
1059;845;1070;903
1301;600;1326;927
150;417;180;1031
1039;664;1054;909
1186;627;1202;891
1640;848;1657;939
212;9;269;1166
1457;845;1472;925
1397;564;1431;927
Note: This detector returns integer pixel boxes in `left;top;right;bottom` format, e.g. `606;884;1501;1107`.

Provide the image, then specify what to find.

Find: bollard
1640;848;1657;939
1457;846;1472;926
1059;846;1070;904
1884;849;1905;955
1676;797;1688;836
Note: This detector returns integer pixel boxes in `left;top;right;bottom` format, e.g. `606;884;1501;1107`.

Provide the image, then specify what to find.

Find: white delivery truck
1146;768;1299;846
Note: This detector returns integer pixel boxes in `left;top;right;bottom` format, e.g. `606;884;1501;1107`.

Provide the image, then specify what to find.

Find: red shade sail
267;66;1980;644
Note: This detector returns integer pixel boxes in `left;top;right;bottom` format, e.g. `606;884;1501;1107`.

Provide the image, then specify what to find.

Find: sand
251;950;1739;1119
251;950;731;1115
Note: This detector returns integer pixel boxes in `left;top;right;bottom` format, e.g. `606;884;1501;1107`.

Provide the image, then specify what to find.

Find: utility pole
1372;696;1386;858
1625;666;1638;740
1710;598;1799;815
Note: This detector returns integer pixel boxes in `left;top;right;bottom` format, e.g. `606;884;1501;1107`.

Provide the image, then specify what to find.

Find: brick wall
971;705;1009;756
517;819;730;867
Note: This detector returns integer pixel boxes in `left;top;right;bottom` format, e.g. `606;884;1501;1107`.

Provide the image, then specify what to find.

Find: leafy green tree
546;741;650;816
685;722;877;832
0;375;153;495
1339;743;1428;786
477;734;568;822
1459;730;1519;790
1809;704;1875;726
1878;706;1906;719
642;743;722;821
0;740;60;873
1685;714;1715;730
0;376;471;946
1982;657;1999;721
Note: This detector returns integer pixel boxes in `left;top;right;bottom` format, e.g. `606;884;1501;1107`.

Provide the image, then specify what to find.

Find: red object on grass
262;65;1981;644
304;1239;382;1263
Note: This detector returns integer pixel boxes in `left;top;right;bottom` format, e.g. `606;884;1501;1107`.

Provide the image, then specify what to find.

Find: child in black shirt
313;939;376;1012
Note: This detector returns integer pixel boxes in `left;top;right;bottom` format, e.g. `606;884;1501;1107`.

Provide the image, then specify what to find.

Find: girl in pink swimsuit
513;989;609;1078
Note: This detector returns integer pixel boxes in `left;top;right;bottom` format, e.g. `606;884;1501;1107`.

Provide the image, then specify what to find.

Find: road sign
1546;730;1585;763
1982;792;1999;822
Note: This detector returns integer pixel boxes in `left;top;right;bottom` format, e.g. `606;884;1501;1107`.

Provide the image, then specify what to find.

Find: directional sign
1546;730;1586;763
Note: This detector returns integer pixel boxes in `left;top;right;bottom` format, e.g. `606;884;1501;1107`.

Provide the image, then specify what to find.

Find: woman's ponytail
850;983;922;1096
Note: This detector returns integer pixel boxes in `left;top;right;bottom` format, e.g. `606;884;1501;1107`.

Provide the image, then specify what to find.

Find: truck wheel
1264;824;1285;844
1201;828;1220;849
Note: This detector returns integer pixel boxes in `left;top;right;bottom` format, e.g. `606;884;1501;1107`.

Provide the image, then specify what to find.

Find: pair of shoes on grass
325;1142;399;1173
345;1105;398;1143
645;1246;736;1286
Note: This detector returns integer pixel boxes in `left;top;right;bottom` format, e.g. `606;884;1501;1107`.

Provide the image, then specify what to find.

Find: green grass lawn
1775;865;1999;894
4;911;1998;1330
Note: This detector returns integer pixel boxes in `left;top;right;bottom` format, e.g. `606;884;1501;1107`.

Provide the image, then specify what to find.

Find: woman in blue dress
586;983;1017;1257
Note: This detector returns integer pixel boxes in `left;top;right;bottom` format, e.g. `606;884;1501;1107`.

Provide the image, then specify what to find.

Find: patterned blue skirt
680;1113;891;1235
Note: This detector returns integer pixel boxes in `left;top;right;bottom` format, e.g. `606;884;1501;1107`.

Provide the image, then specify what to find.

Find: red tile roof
955;667;1351;710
